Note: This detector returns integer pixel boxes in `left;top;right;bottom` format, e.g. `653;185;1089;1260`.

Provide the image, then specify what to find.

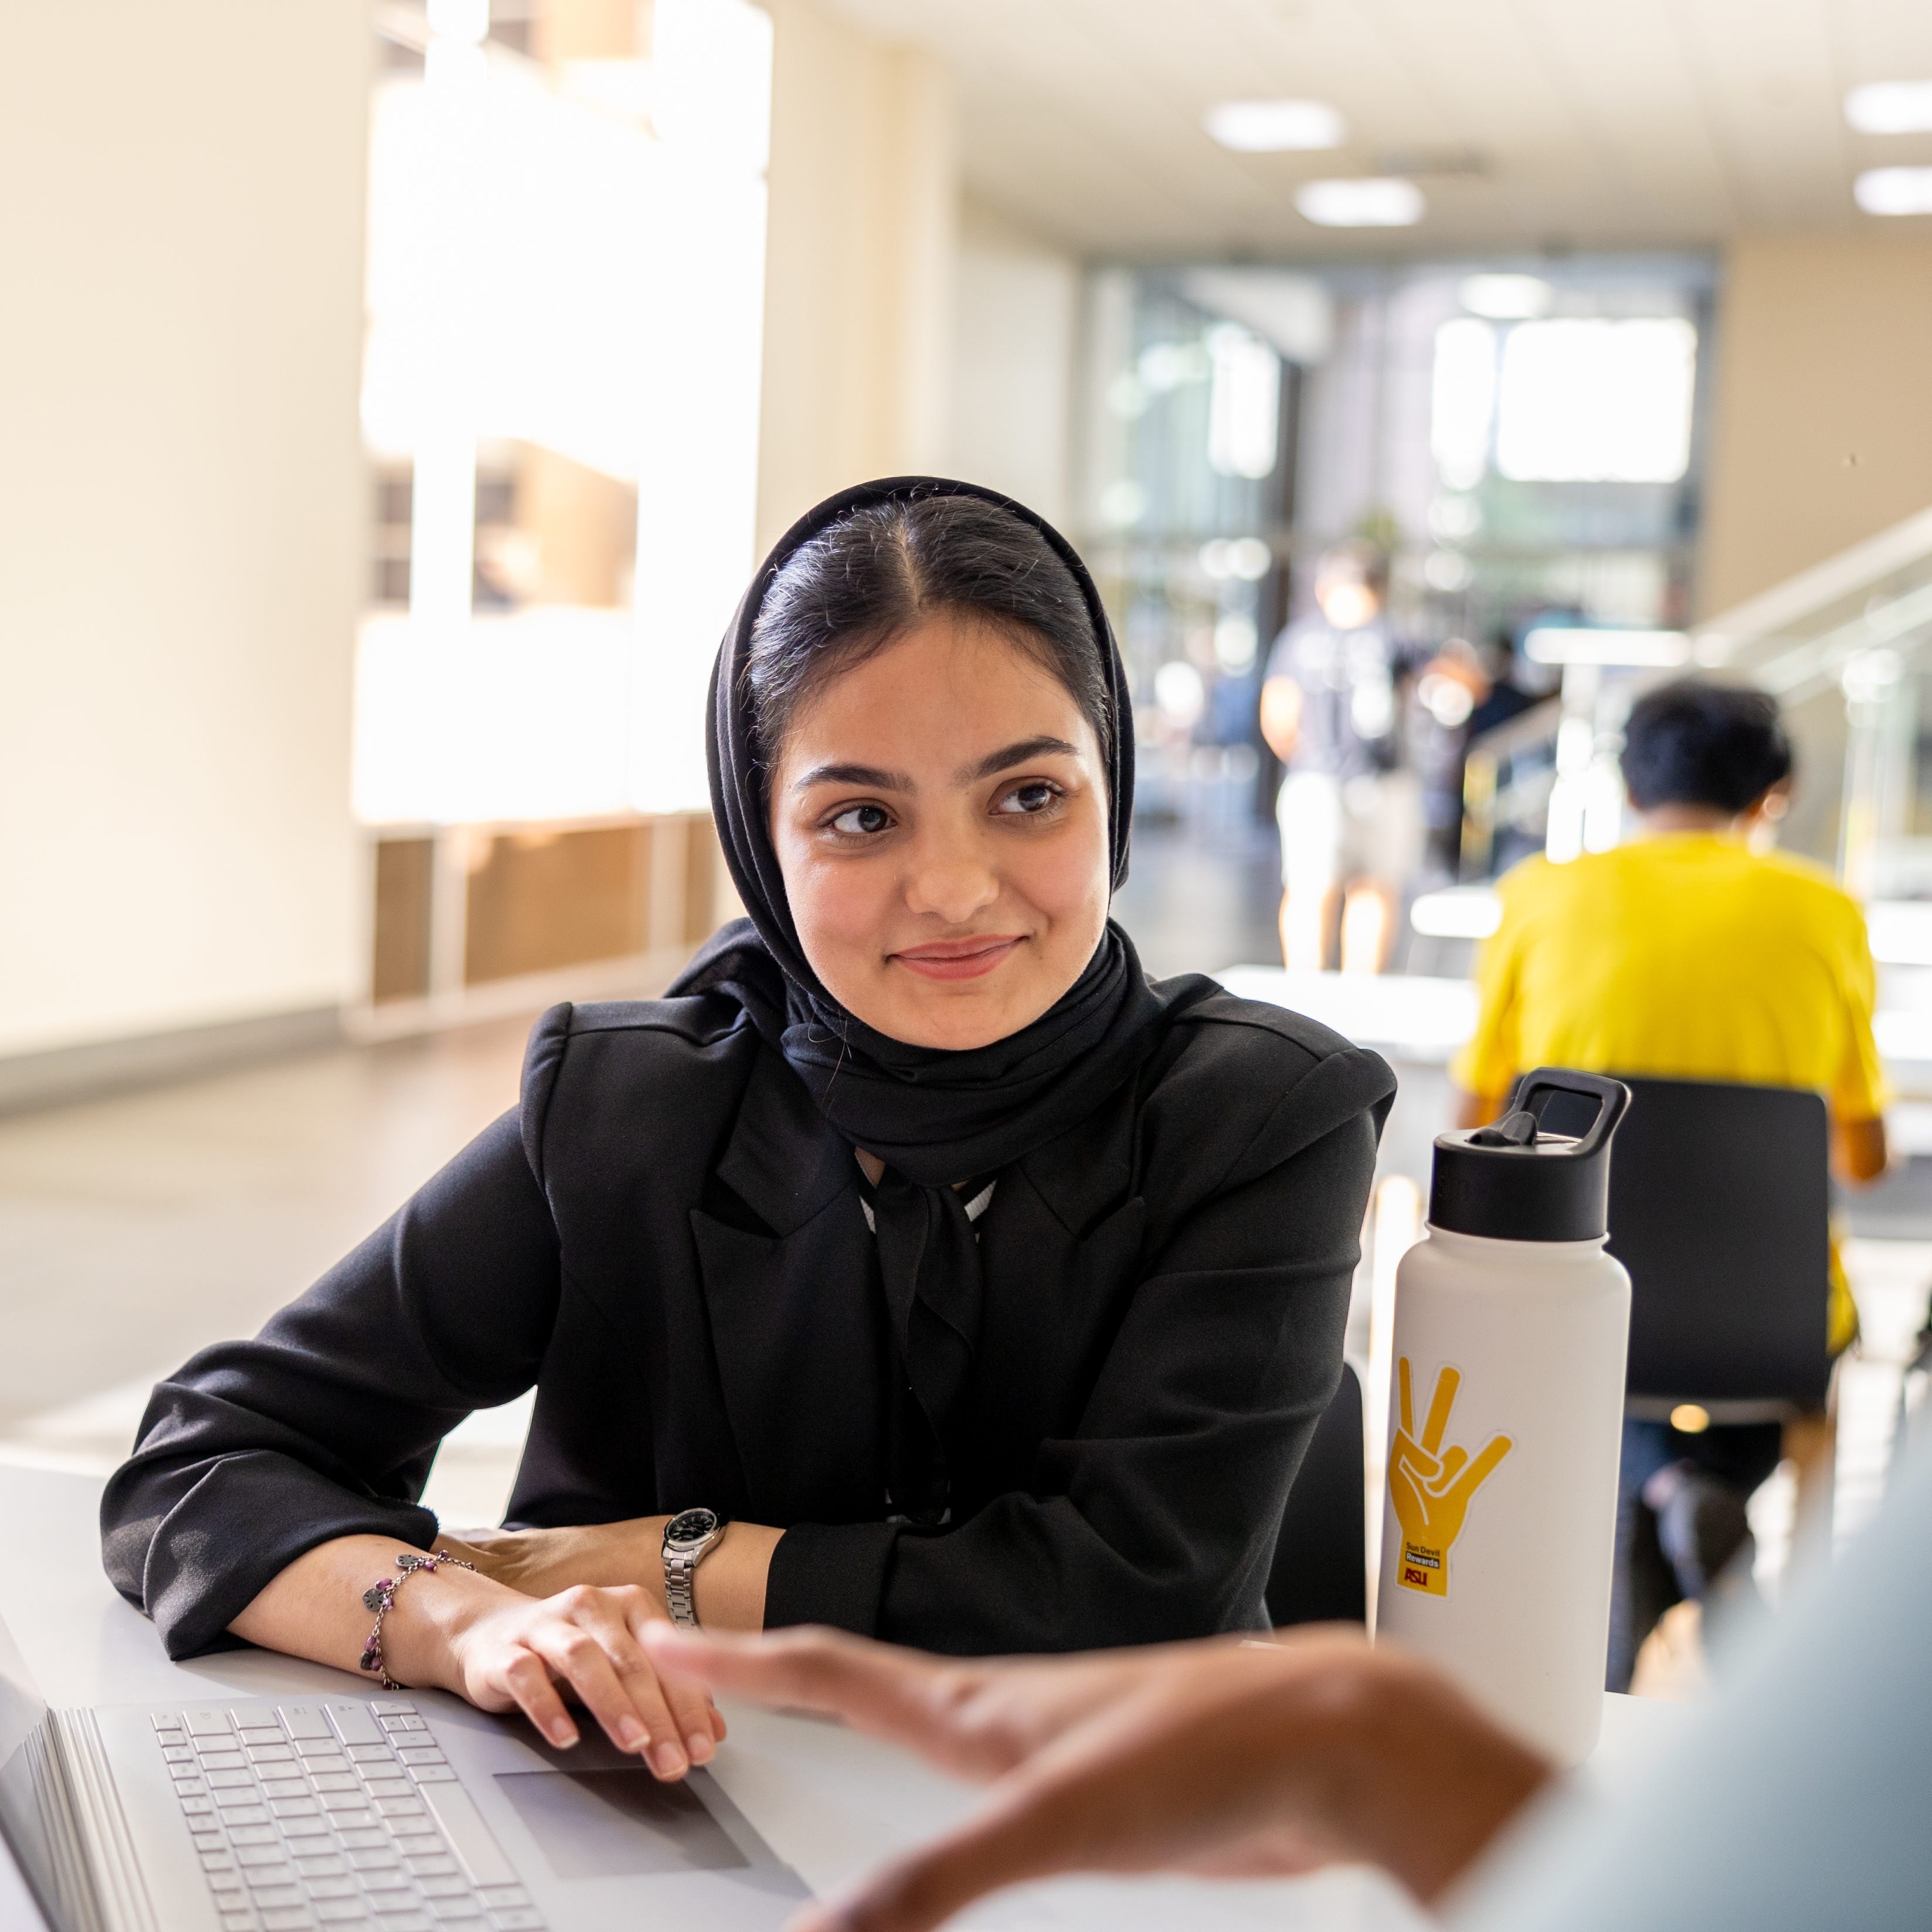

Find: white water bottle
1376;1069;1632;1765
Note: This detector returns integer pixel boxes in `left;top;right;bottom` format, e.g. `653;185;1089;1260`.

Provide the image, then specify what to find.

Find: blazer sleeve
99;1107;562;1659
767;1044;1390;1654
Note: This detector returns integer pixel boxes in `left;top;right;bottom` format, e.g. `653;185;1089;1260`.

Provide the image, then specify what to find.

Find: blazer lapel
692;1049;889;1521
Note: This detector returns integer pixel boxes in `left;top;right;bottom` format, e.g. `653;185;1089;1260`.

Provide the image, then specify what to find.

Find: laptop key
371;1914;430;1932
260;1910;314;1930
316;1906;369;1924
185;1710;235;1736
307;1878;358;1899
249;1886;304;1908
224;1807;273;1826
415;1877;467;1897
358;1867;413;1891
363;1780;414;1799
473;1891;527;1910
280;1708;333;1740
337;1833;390;1855
280;1817;332;1840
408;1768;459;1785
389;1835;440;1856
330;1707;384;1747
235;1848;289;1868
229;1826;279;1848
427;1904;481;1921
405;1859;458;1879
220;1913;259;1931
487;1910;544;1930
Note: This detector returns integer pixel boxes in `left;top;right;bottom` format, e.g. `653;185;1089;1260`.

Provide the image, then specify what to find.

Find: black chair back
1605;1075;1832;1409
1267;1360;1366;1625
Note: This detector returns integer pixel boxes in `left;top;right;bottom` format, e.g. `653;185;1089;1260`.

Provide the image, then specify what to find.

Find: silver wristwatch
661;1507;728;1627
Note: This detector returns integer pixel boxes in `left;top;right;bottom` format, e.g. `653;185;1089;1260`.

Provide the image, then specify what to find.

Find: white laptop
0;1612;807;1932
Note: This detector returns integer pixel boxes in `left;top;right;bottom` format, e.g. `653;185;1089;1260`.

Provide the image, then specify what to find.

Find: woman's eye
995;781;1061;817
828;803;893;837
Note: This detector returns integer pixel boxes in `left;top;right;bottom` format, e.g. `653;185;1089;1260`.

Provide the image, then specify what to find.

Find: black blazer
103;985;1394;1659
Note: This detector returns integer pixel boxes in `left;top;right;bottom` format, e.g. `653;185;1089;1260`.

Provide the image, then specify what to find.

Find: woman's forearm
442;1518;782;1629
228;1533;518;1692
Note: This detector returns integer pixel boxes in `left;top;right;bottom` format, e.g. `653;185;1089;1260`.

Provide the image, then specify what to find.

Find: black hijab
670;476;1216;1521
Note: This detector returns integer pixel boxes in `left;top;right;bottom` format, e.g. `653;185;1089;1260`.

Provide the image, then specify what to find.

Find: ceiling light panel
1203;99;1346;152
1845;81;1932;133
1295;178;1425;228
1855;166;1932;215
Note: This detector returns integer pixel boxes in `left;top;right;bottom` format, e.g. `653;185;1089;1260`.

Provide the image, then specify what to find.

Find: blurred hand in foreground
639;1622;1552;1932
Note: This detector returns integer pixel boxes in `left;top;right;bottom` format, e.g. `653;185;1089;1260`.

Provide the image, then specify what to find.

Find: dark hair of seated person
1619;678;1793;814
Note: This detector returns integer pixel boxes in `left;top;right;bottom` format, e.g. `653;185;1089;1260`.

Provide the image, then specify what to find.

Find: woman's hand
640;1622;1554;1932
436;1522;664;1601
425;1581;726;1781
229;1535;727;1782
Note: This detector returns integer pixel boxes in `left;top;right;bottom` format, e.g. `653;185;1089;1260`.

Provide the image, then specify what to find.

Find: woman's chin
851;973;1063;1052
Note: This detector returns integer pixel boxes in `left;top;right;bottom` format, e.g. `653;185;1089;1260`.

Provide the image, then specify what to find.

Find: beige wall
755;0;958;557
1699;232;1932;618
0;2;369;1058
950;199;1079;527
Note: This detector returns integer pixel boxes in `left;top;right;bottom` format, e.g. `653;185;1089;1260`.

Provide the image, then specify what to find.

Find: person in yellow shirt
1451;678;1889;1689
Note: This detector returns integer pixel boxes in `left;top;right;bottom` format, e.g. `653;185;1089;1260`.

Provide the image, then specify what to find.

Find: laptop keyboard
152;1699;544;1932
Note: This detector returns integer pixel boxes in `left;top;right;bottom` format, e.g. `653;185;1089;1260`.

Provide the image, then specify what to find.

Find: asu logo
1388;1358;1513;1598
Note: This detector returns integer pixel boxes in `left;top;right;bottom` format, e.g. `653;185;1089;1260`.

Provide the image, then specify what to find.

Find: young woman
103;478;1394;1782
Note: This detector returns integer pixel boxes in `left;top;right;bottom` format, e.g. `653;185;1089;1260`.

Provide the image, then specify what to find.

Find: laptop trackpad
495;1770;751;1879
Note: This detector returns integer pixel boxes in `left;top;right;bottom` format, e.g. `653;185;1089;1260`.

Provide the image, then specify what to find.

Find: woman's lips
891;936;1024;981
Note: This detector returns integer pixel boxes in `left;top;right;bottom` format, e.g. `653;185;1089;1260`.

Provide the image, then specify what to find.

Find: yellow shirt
1454;834;1886;1354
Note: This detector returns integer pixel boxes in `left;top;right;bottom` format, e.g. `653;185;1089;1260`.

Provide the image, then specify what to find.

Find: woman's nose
902;832;1000;925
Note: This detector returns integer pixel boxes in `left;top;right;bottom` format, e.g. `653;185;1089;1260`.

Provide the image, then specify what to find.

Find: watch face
666;1507;720;1547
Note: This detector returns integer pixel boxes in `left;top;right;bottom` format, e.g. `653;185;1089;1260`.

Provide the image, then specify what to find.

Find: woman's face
769;613;1112;1051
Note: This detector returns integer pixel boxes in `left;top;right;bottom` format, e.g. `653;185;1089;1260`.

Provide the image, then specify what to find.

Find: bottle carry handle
1486;1068;1631;1158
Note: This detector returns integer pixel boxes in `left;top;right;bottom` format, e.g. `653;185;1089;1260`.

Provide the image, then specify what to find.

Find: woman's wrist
376;1560;528;1693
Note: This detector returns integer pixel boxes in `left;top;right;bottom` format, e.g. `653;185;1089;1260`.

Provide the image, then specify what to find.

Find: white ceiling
809;0;1932;259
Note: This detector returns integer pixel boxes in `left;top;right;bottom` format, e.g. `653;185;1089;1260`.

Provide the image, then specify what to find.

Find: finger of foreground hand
642;1624;956;1746
526;1612;682;1775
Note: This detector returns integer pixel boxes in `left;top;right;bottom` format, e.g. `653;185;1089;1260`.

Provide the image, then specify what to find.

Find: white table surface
0;1464;1690;1931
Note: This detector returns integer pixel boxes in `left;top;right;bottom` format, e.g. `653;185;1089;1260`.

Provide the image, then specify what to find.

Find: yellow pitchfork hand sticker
1389;1359;1512;1598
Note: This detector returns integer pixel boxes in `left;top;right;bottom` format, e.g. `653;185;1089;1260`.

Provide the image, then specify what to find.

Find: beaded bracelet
359;1550;476;1691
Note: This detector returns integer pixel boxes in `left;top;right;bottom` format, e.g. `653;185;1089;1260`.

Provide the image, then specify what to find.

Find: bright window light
1866;901;1932;966
1206;325;1281;479
1295;178;1424;228
1524;627;1690;667
1431;317;1497;490
1495;319;1696;483
1204;99;1344;152
1845;81;1932;134
1855;167;1932;215
1410;888;1502;939
1460;273;1553;320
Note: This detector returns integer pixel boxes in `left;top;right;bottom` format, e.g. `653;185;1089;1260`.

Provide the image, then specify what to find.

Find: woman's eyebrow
792;760;914;793
960;735;1081;782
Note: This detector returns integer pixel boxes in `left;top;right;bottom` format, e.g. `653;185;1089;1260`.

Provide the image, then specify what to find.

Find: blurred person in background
639;1415;1932;1932
1450;679;1888;1689
1261;542;1423;973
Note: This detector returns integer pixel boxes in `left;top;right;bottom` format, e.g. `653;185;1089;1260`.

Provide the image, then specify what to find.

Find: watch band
664;1548;702;1627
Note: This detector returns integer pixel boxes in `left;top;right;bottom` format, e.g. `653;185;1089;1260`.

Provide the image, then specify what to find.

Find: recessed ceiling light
1855;167;1932;216
1845;81;1932;134
1295;178;1424;228
1204;99;1346;152
1461;274;1554;319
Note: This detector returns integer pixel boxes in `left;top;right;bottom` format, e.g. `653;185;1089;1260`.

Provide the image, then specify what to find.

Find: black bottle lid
1430;1068;1631;1242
